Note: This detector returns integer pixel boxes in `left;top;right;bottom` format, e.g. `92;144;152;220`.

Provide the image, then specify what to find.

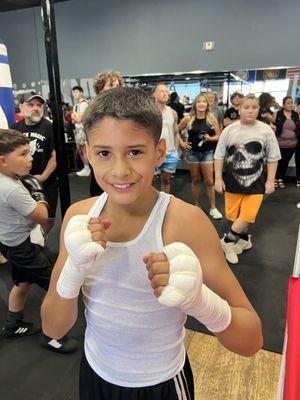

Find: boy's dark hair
72;86;83;93
230;92;244;102
258;92;273;109
83;87;162;144
170;92;179;103
0;129;29;156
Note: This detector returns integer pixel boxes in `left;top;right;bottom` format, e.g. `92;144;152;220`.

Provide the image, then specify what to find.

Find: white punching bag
0;39;15;128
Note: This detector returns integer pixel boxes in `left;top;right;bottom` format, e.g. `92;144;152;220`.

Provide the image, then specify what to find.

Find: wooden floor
184;330;282;400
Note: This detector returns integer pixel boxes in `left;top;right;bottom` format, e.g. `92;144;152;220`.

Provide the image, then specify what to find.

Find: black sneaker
3;321;41;338
41;335;78;354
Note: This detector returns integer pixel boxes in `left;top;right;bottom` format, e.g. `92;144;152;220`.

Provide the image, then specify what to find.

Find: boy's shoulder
0;174;27;203
0;173;18;190
255;119;274;132
164;196;212;244
66;197;98;217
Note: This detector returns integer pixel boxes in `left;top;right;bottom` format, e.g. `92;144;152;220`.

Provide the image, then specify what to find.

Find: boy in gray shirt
0;129;77;353
214;94;281;264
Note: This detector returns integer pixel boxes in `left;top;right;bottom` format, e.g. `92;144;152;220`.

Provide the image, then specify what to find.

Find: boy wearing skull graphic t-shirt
214;94;281;264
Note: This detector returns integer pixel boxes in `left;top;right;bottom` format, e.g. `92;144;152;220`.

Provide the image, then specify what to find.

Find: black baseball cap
19;91;46;104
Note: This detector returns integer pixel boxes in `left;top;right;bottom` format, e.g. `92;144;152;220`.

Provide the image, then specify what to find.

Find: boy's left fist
143;242;202;308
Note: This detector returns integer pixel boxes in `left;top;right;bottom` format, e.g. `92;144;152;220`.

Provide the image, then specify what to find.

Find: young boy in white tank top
42;88;263;400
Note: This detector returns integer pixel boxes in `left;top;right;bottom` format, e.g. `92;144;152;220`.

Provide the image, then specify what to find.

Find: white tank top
161;106;176;153
83;191;186;387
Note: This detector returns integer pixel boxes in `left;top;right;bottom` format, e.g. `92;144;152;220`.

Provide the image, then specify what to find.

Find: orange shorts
225;192;264;223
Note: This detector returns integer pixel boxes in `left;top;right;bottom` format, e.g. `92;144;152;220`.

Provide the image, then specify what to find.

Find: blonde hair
93;71;124;95
187;93;217;130
240;93;259;106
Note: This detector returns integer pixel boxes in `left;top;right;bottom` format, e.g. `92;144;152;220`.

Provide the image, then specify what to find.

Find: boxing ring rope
277;224;300;400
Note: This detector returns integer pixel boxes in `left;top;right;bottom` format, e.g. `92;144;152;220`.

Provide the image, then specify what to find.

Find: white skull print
226;139;265;187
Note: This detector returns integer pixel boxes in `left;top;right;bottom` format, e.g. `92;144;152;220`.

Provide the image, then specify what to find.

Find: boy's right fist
215;178;226;194
57;215;111;299
64;215;111;269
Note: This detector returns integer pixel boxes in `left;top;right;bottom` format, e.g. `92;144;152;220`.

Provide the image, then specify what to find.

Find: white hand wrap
56;215;104;299
159;242;232;333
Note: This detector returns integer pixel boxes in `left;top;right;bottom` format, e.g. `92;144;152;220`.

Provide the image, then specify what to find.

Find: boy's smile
86;117;165;206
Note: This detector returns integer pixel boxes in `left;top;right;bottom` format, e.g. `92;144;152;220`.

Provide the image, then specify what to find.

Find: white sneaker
76;168;90;177
233;236;253;255
220;237;238;264
209;208;223;220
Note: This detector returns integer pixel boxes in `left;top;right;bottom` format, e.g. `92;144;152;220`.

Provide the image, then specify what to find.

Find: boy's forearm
266;161;278;182
215;307;263;356
214;159;224;179
41;291;78;339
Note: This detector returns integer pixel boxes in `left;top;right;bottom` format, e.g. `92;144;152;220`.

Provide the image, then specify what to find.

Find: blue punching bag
0;39;15;128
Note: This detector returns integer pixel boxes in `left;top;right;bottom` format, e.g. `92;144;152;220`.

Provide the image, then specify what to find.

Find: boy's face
239;99;259;124
86;117;165;206
232;95;242;107
0;144;32;177
72;90;83;101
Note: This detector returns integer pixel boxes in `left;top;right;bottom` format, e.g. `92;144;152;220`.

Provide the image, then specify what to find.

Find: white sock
84;164;90;170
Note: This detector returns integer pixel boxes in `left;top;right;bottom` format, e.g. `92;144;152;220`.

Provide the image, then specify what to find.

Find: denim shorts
155;150;179;174
185;149;214;164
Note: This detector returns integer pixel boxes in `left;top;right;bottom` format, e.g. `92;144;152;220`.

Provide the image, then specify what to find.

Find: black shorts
0;237;53;291
79;353;194;400
44;180;58;218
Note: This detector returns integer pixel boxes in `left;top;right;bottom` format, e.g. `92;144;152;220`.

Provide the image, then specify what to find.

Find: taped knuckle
70;215;91;223
169;254;200;274
163;242;197;261
81;241;104;257
69;230;92;247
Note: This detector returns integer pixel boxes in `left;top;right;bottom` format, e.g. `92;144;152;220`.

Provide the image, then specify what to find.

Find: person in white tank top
153;83;180;194
42;88;263;400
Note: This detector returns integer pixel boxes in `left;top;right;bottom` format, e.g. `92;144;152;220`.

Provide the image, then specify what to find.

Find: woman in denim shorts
178;93;223;219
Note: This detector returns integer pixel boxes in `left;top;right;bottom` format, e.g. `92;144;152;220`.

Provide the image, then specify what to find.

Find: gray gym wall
0;0;299;87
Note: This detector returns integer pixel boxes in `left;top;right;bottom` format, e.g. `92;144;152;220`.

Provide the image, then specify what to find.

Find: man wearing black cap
11;91;57;234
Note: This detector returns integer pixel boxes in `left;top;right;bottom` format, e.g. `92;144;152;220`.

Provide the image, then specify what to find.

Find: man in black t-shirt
11;91;57;233
223;92;244;127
